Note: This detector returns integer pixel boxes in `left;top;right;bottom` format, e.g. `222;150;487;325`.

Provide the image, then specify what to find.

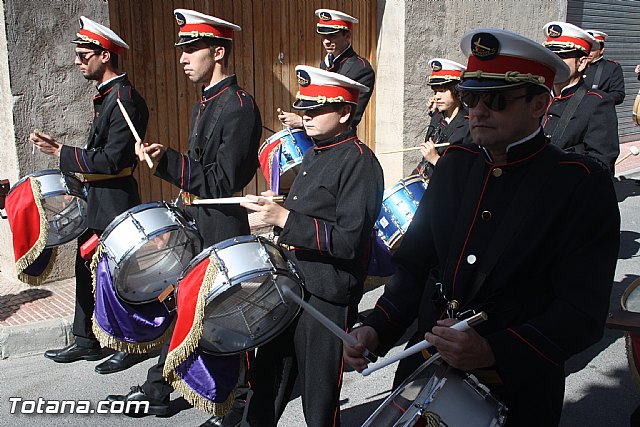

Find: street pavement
1;161;640;426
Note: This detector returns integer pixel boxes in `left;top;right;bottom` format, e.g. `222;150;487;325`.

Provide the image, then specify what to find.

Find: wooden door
109;0;377;203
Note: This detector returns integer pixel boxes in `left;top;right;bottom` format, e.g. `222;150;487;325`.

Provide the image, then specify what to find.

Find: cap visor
458;80;529;91
293;99;325;110
316;26;344;35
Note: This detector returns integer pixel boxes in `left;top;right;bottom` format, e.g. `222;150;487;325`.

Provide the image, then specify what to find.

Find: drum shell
259;128;313;192
375;175;428;250
101;202;203;304
178;235;303;355
10;169;89;247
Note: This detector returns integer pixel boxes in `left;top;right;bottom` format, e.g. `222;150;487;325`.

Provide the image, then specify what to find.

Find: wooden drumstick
615;146;640;166
277;108;283;115
32;128;40;155
377;143;450;155
116;98;153;168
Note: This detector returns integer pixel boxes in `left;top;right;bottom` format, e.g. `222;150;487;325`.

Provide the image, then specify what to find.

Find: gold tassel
92;316;176;354
163;256;236;414
18;247;58;286
16;178;53;285
419;410;443;426
90;243;104;294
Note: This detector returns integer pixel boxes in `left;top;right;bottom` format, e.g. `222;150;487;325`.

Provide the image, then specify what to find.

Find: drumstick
32;128;40;155
277;108;283;115
615;146;640;165
116;98;153;168
361;312;487;376
281;286;378;364
191;195;286;205
377;143;450;155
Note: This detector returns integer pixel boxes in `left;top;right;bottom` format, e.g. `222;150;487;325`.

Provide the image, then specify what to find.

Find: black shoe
106;385;170;417
95;351;149;374
199;402;244;427
44;343;102;363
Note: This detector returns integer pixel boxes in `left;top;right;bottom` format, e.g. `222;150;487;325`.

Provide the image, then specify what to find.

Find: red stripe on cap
466;55;556;90
317;19;353;31
431;69;462;78
78;28;124;55
299;84;359;104
180;23;233;39
546;35;591;53
593;35;605;41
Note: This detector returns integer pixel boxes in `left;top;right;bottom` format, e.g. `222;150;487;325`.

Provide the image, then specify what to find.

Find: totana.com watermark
8;397;149;415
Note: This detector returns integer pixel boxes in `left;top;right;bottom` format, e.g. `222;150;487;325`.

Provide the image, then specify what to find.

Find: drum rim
621;277;640;311
101;201;190;239
9;169;85;194
382;174;428;200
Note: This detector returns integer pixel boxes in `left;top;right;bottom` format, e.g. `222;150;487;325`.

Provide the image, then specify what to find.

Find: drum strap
82;166;133;182
550;85;587;149
591;62;604;90
461;147;556;309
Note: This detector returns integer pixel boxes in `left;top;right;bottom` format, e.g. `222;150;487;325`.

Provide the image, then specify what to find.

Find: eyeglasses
74;50;100;62
459;91;529;112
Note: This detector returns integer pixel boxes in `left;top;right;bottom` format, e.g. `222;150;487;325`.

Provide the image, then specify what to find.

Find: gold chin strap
543;41;589;54
295;92;346;105
428;75;461;84
461;70;546;85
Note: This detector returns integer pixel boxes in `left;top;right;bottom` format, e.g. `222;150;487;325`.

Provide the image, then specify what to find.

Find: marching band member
584;30;625;105
542;22;620;174
278;9;375;130
344;28;619;427
30;16;149;375
106;10;261;423
242;66;383;426
414;58;471;179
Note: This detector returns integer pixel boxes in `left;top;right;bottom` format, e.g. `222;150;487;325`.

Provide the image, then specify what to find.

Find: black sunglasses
460;91;528;112
74;50;101;62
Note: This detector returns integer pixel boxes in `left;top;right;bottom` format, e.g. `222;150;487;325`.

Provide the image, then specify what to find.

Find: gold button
492;168;502;177
448;300;459;311
302;171;307;176
481;210;492;221
292;195;298;200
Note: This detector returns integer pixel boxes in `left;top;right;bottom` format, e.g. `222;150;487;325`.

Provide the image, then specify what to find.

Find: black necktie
327;54;335;69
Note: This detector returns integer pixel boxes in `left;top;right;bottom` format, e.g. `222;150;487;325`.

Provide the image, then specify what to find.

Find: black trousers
247;294;348;427
73;229;102;349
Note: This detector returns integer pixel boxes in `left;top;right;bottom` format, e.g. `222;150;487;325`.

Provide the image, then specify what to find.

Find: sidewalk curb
0;315;73;359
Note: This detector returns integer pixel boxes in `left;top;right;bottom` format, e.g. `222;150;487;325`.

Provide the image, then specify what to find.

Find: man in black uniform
106;9;261;421
278;9;375;130
30;16;149;374
242;65;384;426
584;30;625;105
542;21;620;174
344;28;619;427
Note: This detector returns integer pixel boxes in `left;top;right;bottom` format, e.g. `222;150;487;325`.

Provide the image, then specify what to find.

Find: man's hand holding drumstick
135;139;166;166
240;190;290;228
29;130;62;157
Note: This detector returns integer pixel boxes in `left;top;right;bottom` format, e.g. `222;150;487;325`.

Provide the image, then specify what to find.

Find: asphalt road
1;173;640;427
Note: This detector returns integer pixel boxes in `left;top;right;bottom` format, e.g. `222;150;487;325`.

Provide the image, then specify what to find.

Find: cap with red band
427;58;466;86
543;22;599;55
315;9;358;35
586;30;608;43
72;16;128;55
293;65;369;110
458;28;569;92
174;9;241;46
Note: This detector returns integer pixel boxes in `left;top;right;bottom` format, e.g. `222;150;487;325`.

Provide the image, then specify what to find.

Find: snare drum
101;202;203;305
363;357;507;427
375;175;428;250
9;169;88;247
178;235;304;355
259;128;313;192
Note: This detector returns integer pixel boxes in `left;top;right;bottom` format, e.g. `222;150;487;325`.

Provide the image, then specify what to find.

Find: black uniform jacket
155;75;261;246
320;45;375;128
363;131;619;422
543;81;619;173
414;108;471;177
279;129;384;306
583;57;625;105
59;74;148;231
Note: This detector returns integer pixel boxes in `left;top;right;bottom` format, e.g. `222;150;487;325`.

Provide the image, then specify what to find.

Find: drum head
196;236;303;355
622;278;640;313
